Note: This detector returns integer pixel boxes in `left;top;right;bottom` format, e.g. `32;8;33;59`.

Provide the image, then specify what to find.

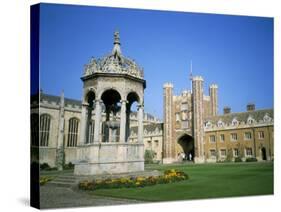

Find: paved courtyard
40;184;144;209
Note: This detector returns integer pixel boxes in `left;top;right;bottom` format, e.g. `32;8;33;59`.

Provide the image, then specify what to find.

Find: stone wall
74;143;144;175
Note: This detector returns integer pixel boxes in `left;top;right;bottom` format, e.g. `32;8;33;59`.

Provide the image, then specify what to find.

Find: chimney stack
223;107;231;114
247;103;255;111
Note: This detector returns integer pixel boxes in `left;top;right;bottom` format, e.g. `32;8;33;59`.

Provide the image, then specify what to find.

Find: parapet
209;84;218;89
163;82;174;88
192;76;204;81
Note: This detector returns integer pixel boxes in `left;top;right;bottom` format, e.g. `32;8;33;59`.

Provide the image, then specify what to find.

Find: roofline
206;108;274;119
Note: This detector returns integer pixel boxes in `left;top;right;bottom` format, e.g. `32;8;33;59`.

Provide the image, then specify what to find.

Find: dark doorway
261;147;267;160
178;134;194;161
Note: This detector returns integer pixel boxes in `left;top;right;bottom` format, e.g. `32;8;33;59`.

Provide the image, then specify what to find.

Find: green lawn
89;162;273;202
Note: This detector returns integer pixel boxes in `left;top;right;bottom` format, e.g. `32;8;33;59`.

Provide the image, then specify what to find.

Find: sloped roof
205;109;274;124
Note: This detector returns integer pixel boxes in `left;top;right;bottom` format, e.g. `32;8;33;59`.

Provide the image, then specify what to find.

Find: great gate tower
163;74;209;164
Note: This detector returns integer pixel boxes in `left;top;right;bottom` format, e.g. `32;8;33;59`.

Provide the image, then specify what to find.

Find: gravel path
40;185;144;209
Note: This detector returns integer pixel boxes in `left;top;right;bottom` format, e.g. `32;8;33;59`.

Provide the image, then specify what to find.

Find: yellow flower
120;178;128;183
136;177;145;181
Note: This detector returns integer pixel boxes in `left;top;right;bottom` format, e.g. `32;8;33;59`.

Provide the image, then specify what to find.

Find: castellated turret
209;84;218;116
163;82;176;163
192;76;205;163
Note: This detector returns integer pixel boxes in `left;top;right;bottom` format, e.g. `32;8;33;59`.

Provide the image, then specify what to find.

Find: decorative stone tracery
83;32;144;79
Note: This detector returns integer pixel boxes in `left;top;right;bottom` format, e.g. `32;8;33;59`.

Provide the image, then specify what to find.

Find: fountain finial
112;30;122;58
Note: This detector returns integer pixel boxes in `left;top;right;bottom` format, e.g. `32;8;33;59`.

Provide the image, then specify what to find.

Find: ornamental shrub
245;157;258;162
40;163;50;170
40;163;57;171
234;157;242;162
64;162;74;170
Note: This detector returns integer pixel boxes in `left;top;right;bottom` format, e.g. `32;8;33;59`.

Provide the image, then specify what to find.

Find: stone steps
52;178;76;183
47;175;86;188
47;181;75;188
46;170;161;188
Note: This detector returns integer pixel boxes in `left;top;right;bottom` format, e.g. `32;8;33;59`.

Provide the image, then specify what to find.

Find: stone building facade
33;75;273;167
203;107;274;162
162;75;274;163
31;92;162;167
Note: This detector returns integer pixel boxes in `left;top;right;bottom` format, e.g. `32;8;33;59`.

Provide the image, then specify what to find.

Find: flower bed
40;176;54;185
79;169;189;191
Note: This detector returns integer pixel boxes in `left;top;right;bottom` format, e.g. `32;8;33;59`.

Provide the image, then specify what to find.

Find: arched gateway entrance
178;134;195;161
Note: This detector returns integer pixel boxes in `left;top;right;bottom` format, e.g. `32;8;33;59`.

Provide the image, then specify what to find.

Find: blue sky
38;3;273;119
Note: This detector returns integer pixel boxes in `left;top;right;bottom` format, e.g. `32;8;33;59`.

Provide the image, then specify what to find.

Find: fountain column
94;99;102;143
137;103;144;143
119;100;127;142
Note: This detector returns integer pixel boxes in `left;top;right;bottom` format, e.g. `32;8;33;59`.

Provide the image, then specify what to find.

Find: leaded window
233;148;239;157
232;118;239;126
217;120;224;127
67;118;79;147
230;133;238;141
220;134;225;142
263;113;272;123
40;114;51;146
209;135;216;143
220;149;226;157
205;121;212;128
258;131;265;139
247;116;255;125
244;132;252;140
246;148;253;157
210;149;216;157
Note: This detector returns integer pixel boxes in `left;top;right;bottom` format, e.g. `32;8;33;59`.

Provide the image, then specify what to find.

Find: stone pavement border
40;184;145;209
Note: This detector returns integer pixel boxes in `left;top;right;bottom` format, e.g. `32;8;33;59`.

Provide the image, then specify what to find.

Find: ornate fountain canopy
83;31;144;80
